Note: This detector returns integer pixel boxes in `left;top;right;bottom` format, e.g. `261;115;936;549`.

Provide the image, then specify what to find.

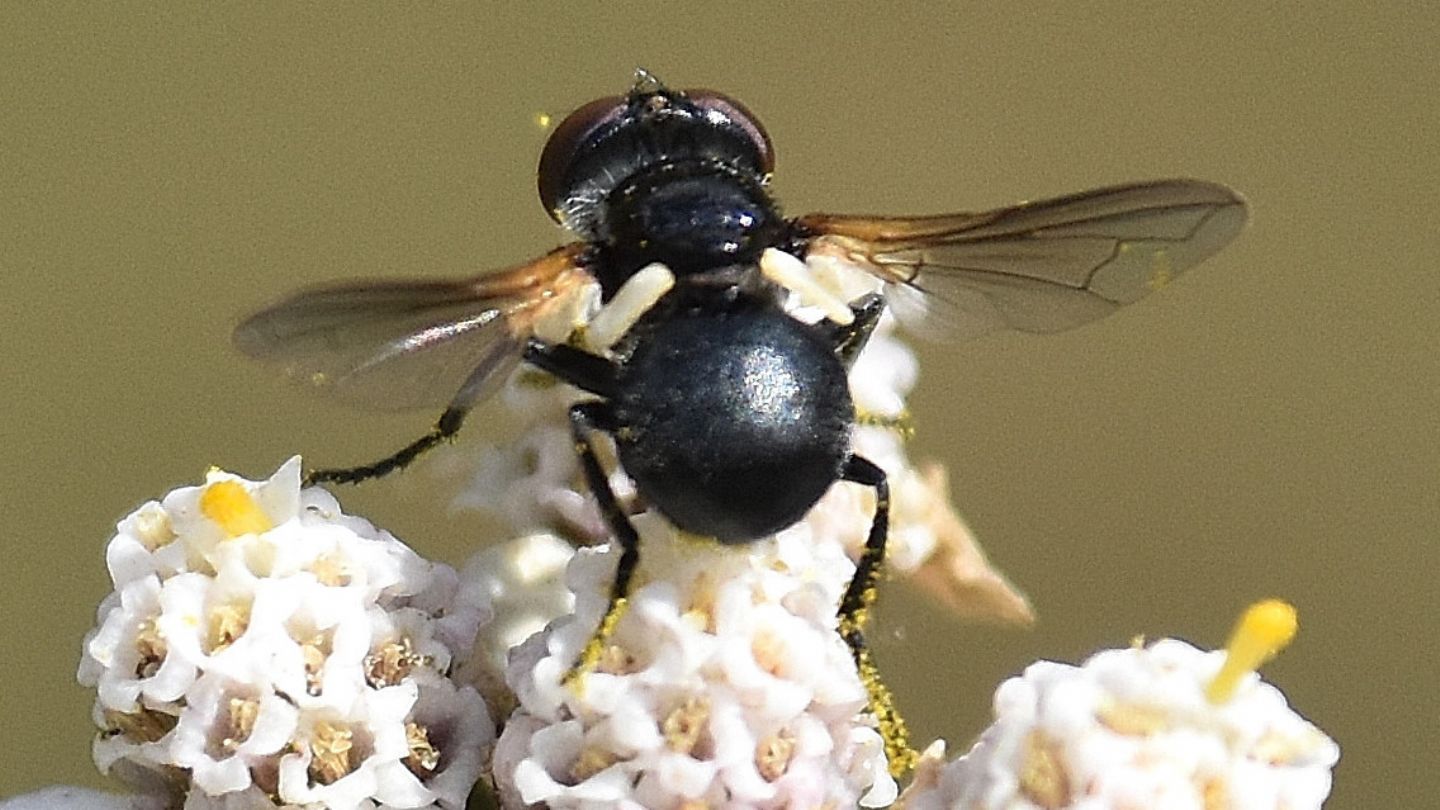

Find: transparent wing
796;179;1248;340
232;244;590;411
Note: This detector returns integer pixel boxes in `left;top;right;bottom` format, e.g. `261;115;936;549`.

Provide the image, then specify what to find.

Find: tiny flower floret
78;457;494;809
198;478;274;537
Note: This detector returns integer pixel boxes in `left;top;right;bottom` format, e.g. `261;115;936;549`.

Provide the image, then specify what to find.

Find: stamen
760;248;855;325
199;480;273;537
1206;599;1298;704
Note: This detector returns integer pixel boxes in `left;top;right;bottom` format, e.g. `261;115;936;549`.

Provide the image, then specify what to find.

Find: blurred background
2;3;1434;806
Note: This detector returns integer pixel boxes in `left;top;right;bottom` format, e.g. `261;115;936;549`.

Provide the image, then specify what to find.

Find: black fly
234;72;1248;774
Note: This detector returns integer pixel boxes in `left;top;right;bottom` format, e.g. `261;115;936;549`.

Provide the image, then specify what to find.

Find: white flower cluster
77;458;493;809
898;638;1340;810
492;514;897;809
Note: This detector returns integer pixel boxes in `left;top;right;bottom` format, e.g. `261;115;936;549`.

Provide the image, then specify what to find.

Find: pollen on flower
570;746;619;782
309;550;352;587
221;697;258;752
132;621;166;679
662;696;709;754
130;502;176;550
595;643;640;676
204;601;250;654
404;721;442;776
296;631;332;696
564;595;629;690
198;479;273;537
307;720;357;785
1018;731;1070;809
755;730;795;782
365;637;427;688
103;708;176;744
1096;699;1172;736
681;573;718;631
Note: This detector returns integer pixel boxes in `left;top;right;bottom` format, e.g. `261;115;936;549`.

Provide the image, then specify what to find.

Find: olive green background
2;3;1435;807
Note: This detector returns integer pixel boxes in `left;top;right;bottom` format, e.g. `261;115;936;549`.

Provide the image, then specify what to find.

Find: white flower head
492;514;898;809
78;458;494;809
898;602;1339;810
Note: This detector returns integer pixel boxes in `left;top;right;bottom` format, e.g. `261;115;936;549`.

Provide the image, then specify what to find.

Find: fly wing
233;244;591;411
796;179;1248;340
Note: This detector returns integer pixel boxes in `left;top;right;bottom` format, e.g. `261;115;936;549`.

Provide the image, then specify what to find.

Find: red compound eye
537;94;626;220
683;89;774;176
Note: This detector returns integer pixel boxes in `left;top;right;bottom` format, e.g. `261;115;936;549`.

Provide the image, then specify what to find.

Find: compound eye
538;94;625;221
684;89;774;175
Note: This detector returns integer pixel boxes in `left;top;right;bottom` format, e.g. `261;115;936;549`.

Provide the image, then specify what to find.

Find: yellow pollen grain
851;641;917;777
534;111;553;130
1206;599;1298;704
1019;731;1071;810
199;480;274;537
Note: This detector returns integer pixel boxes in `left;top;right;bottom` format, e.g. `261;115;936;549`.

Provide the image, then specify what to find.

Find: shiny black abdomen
613;305;852;543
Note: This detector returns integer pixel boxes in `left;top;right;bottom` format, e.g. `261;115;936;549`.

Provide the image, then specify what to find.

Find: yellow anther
199;480;274;538
1206;598;1298;704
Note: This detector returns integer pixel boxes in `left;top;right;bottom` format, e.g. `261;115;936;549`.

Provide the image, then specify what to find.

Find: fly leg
838;454;918;777
561;400;641;688
522;339;635;689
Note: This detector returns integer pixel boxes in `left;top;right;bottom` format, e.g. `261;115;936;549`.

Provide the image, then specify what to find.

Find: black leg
524;338;620;399
838;454;917;777
304;339;527;487
563;400;642;687
305;338;618;488
818;292;886;368
305;405;467;486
